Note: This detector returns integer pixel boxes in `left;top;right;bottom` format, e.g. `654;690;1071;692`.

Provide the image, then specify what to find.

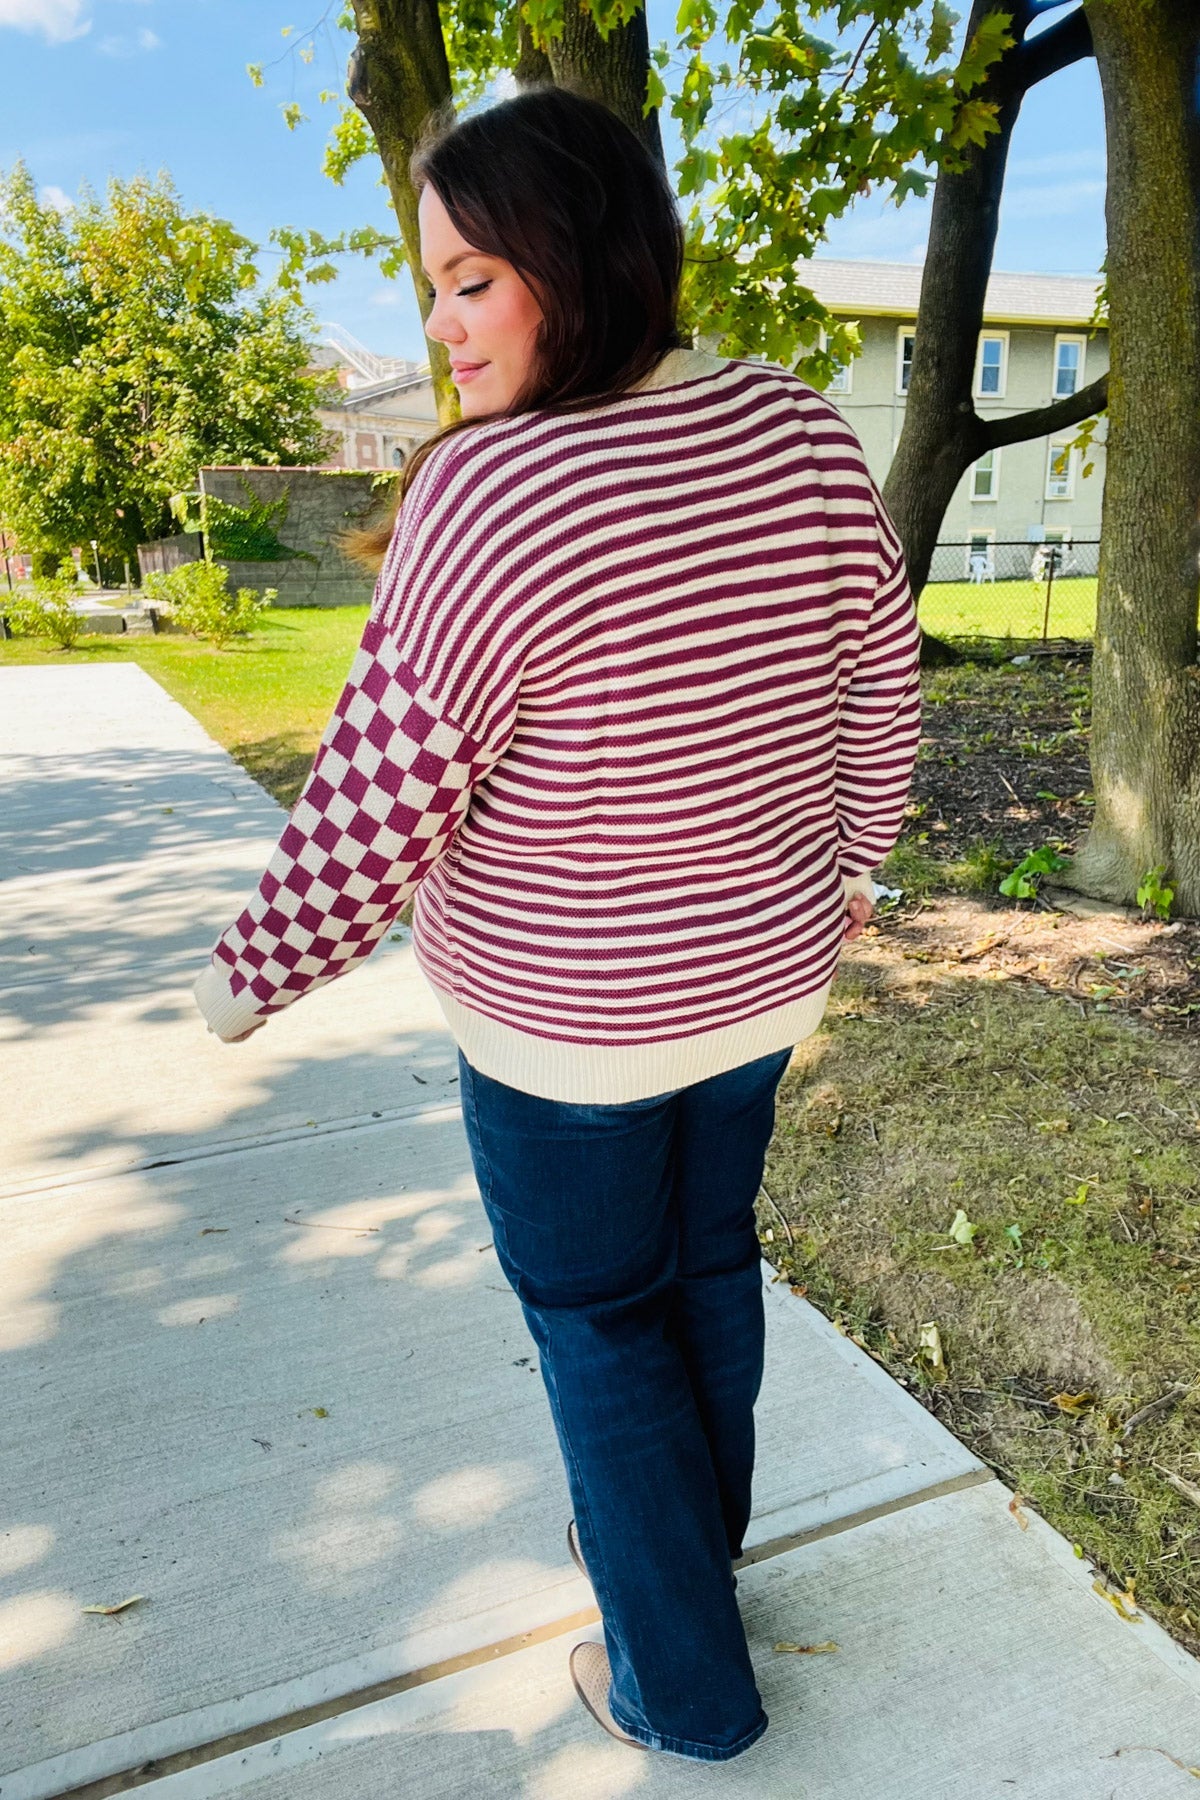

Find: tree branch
1014;4;1094;93
981;371;1108;451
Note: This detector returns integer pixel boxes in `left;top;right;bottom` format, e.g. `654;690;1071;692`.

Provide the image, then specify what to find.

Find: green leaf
948;1208;978;1245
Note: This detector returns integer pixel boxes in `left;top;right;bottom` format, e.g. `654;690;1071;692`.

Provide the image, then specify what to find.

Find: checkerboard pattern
210;616;488;1021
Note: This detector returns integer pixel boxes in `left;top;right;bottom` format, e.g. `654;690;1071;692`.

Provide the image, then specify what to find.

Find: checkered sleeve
193;613;499;1043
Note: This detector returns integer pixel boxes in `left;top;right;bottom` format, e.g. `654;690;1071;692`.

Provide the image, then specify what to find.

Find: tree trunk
544;0;663;167
1062;0;1200;914
515;13;554;88
881;0;1098;667
348;0;458;422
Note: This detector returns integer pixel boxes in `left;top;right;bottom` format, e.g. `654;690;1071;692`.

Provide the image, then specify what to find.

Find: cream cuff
194;959;268;1042
842;869;878;907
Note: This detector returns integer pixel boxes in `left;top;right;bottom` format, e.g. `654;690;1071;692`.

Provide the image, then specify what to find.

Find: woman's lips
452;362;489;384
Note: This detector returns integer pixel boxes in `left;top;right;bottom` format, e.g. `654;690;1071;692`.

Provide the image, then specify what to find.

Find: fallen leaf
1051;1391;1097;1415
1036;1118;1071;1134
774;1641;839;1655
948;1208;978;1245
1092;1579;1140;1621
1008;1493;1030;1531
82;1595;145;1615
915;1321;947;1379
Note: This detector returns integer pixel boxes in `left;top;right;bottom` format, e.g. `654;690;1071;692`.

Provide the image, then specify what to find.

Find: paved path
3;664;1199;1800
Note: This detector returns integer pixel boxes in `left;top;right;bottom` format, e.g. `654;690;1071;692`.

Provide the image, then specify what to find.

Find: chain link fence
919;538;1099;647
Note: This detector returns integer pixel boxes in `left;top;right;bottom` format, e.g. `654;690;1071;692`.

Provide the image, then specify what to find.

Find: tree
882;0;1110;601
253;1;1013;424
1063;0;1200;912
0;166;338;569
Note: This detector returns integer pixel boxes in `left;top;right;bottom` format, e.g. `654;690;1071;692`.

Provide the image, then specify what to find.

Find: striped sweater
194;345;922;1102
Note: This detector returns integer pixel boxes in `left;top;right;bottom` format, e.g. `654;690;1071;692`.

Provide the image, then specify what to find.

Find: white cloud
39;183;73;211
0;0;90;41
96;22;159;54
369;287;403;308
820;198;932;264
1002;179;1105;220
1009;148;1104;178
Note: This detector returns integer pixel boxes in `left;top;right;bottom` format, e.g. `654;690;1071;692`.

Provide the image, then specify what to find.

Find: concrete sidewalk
3;664;1199;1800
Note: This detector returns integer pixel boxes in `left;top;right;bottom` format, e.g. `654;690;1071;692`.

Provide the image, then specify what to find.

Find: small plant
7;574;87;650
143;561;274;649
998;844;1069;900
1136;865;1174;921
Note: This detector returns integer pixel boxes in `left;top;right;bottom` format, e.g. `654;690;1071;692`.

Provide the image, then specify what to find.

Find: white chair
968;550;994;584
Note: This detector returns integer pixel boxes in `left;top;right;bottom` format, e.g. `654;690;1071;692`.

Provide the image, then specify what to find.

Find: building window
818;327;853;394
975;332;1008;398
971;447;1000;500
1046;440;1075;499
1053;334;1085;399
896;329;915;395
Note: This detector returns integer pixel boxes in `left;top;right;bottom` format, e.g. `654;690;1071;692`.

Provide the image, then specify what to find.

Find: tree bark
881;0;1098;656
1062;0;1200;913
515;13;554;88
543;0;663;167
348;0;459;422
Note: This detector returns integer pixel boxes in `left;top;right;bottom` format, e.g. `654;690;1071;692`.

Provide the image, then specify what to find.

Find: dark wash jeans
457;1043;795;1761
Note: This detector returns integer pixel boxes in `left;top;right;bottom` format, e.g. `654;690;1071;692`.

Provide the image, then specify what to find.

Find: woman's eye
424;280;491;301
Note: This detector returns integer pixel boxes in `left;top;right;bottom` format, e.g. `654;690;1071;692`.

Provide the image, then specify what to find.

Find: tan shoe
569;1641;646;1750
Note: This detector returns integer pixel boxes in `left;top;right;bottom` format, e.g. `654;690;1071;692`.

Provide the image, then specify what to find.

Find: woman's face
418;184;545;416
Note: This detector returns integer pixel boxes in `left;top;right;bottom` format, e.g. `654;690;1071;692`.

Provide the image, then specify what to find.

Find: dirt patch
865;890;1200;1036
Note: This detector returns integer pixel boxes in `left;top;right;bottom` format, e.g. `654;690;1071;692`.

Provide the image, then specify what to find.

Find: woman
195;85;921;1762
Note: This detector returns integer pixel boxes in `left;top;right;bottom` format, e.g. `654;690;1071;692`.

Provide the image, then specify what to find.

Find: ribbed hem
193;959;267;1041
425;979;834;1103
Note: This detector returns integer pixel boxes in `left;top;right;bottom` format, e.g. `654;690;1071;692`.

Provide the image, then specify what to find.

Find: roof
794;259;1104;327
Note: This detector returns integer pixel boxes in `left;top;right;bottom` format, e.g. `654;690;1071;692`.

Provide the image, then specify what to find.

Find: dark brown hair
342;82;687;571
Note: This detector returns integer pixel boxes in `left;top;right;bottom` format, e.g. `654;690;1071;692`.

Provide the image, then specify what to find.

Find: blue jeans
457;1044;794;1761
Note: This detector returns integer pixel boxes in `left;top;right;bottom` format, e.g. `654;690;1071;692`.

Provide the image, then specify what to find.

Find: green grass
0;606;368;807
762;971;1200;1650
920;575;1097;642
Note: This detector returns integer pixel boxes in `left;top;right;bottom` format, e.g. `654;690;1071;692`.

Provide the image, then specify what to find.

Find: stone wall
198;466;396;608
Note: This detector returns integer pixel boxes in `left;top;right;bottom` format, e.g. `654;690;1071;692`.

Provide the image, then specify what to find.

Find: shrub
142;561;274;649
7;574;87;649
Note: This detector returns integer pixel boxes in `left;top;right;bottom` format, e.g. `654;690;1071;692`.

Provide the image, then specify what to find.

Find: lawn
919;574;1097;642
758;654;1200;1656
0;605;368;808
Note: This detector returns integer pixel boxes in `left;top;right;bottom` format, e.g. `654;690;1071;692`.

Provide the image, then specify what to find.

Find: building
786;260;1109;571
308;324;438;471
313;266;1109;569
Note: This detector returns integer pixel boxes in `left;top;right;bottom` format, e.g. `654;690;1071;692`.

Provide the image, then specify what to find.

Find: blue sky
0;0;1105;363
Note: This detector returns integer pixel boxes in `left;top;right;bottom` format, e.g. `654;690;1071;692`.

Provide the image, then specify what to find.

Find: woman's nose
423;294;463;347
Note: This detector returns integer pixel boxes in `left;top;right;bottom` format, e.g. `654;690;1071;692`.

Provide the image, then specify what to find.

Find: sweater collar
626;345;733;393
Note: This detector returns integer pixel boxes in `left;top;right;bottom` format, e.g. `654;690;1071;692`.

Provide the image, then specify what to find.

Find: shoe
569;1640;646;1750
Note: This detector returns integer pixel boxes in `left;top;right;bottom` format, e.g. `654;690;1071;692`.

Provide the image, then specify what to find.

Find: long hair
341;83;688;571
